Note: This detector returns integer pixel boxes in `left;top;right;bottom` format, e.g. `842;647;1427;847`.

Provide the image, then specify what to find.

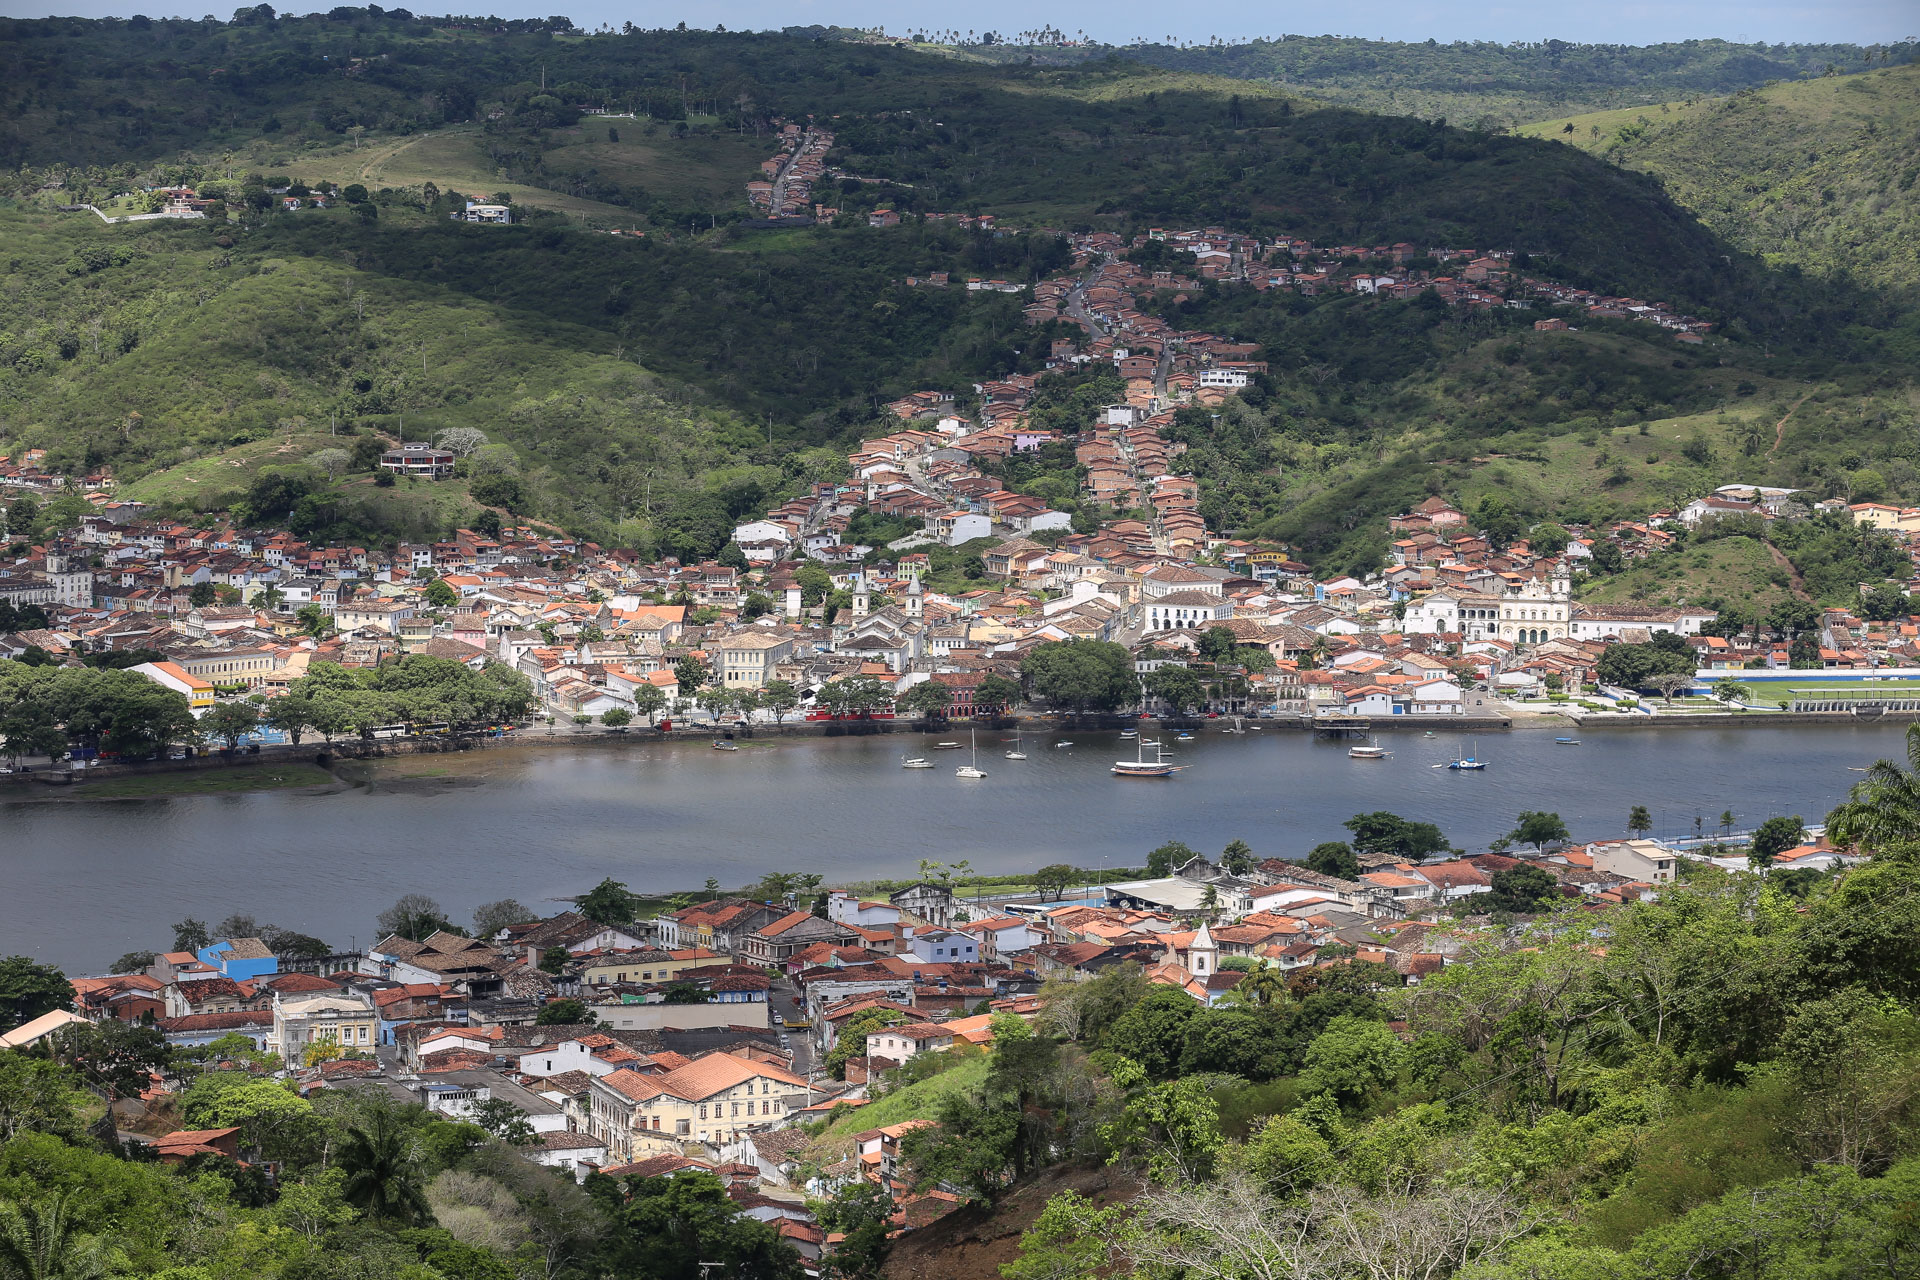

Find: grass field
70;761;339;799
1581;535;1793;613
293;129;634;220
816;1051;989;1142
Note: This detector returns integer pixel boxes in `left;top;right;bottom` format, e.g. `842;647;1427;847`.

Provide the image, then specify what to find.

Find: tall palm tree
0;1193;108;1280
338;1110;431;1225
1827;724;1920;854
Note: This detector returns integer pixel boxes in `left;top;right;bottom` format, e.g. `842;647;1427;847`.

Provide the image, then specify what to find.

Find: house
129;660;215;713
379;444;457;480
1586;839;1677;884
270;991;379;1058
197;937;279;982
887;883;955;929
587;1053;812;1164
737;911;850;966
864;1022;956;1065
453;201;512;225
904;929;978;964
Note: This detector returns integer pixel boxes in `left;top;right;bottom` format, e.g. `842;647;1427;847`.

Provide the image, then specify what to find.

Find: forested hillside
1521;63;1920;293
952;34;1909;127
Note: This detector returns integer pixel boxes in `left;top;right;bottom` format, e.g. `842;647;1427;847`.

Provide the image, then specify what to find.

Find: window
699;1105;707;1120
652;1116;661;1130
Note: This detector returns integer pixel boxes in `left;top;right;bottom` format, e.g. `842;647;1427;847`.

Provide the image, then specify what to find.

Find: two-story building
588;1054;811;1164
271;991;378;1058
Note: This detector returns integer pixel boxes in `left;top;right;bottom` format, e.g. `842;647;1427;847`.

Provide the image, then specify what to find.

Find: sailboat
1004;730;1028;761
1113;733;1177;777
956;727;988;779
1435;738;1486;770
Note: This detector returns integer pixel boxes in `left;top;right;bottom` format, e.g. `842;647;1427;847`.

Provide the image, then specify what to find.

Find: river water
2;722;1906;973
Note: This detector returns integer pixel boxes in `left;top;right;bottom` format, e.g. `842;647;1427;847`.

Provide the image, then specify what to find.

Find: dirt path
1767;392;1814;458
1765;541;1813;601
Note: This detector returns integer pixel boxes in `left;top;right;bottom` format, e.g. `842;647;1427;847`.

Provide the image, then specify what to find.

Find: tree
1828;725;1920;854
339;1107;431;1224
1220;839;1256;876
1713;677;1747;707
1306;841;1359;880
1145;664;1206;713
1021;640;1137;713
422;577;458;610
1343;811;1449;860
606;1169;804;1280
108;951;156;975
633;683;668;726
1628;805;1653;836
263;693;315;745
1486;865;1560;913
1649;671;1696;704
675;655;711;693
897;680;952;721
311;447;351;481
183;1075;324;1163
470;1097;536;1145
0;1192;111;1280
1106;986;1200;1080
1300;1015;1404;1105
1596;636;1695;689
1033;864;1078;902
0;956;70;1027
201;699;260;751
760;679;798;724
577;878;640;925
1146;840;1195;877
471;899;533;939
1749;815;1806;870
539;946;571;974
294;604;333;638
376;893;454;942
827;1008;907;1079
1197;626;1239;663
171;918;211;952
437;426;488;458
189;580;218;608
974;672;1022;714
1510;811;1569;851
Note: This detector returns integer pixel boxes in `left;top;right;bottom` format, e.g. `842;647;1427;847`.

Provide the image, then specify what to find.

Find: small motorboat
902;756;934;769
1120;730;1138;739
1175;732;1195;741
932;741;963;750
1055;741;1074;748
1555;737;1581;745
1349;743;1390;759
1424;730;1436;739
1141;738;1160;746
712;740;739;751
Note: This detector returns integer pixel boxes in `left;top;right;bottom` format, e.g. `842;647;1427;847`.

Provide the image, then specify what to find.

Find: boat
1349;738;1390;759
1141;738;1160;746
1004;730;1028;761
1113;734;1177;778
712;740;739;751
1119;729;1138;739
1424;730;1436;739
1055;741;1074;748
1433;738;1486;770
932;741;963;750
1175;731;1195;741
956;727;988;779
1554;737;1581;745
902;756;934;769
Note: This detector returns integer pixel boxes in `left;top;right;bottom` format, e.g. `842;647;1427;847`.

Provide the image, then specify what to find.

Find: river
2;722;1905;973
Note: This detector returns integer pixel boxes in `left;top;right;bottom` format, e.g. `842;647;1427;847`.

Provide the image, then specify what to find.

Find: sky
2;0;1913;44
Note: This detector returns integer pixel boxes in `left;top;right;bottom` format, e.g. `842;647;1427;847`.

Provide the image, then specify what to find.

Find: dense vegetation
957;34;1912;127
867;779;1920;1280
0;1029;808;1279
1525;64;1920;294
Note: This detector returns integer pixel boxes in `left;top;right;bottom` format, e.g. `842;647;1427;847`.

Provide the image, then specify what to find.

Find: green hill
945;35;1902;128
1518;64;1920;293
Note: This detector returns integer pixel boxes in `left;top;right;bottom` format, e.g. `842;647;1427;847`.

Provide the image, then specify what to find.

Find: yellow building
270;992;378;1058
129;660;215;712
579;947;730;987
588;1053;811;1163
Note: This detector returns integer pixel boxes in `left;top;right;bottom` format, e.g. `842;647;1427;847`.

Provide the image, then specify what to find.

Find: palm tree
1827;723;1920;853
1233;965;1290;1008
0;1193;109;1280
338;1110;431;1225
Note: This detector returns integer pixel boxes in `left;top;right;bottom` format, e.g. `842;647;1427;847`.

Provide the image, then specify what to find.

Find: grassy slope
292;130;633;220
0;207;762;541
1517;65;1920;290
818;1051;989;1142
1579;535;1791;613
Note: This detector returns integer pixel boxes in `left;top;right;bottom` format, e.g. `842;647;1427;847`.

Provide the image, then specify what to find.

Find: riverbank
4;760;345;802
